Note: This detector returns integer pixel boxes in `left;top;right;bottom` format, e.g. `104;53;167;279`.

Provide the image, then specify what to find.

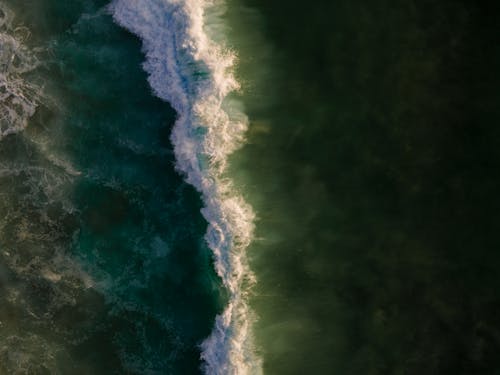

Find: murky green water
226;0;500;373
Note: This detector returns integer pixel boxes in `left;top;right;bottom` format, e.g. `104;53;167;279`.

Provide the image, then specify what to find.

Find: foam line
110;1;261;373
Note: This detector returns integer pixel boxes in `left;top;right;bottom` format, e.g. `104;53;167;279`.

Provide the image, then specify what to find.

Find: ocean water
1;0;500;374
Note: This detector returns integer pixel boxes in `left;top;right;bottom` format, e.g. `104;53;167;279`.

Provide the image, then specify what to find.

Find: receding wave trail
110;0;261;374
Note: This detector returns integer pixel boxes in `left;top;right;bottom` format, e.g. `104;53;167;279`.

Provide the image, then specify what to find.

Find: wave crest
110;0;261;374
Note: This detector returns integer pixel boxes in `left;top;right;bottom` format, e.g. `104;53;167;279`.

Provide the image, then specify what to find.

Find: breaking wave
110;0;260;374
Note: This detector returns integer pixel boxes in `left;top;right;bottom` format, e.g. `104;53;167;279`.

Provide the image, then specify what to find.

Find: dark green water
0;1;222;373
227;0;500;373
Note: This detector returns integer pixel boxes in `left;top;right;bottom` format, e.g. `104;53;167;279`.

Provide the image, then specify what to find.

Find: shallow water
0;1;222;373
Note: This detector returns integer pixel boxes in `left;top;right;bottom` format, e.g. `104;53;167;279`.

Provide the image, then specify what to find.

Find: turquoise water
0;1;222;373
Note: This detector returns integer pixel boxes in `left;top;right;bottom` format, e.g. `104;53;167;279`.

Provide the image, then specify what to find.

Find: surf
109;0;261;373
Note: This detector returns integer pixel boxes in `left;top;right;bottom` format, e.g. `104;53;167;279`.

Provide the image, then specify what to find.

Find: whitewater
0;4;45;139
110;0;261;374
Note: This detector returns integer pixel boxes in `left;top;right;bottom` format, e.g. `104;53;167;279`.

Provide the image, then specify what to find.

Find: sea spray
110;0;261;373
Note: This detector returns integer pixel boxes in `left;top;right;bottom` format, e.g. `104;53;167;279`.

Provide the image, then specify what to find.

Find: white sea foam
0;4;43;139
110;0;260;374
